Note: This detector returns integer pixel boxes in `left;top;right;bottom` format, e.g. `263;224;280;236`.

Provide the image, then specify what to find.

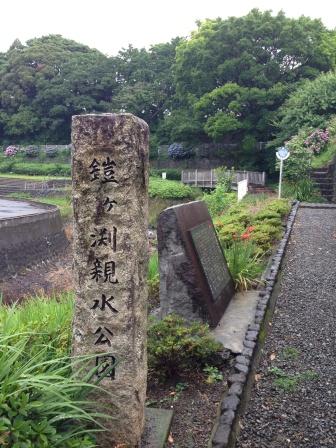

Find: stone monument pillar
71;113;149;447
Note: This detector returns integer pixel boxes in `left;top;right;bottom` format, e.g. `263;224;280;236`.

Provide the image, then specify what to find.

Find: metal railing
181;169;266;188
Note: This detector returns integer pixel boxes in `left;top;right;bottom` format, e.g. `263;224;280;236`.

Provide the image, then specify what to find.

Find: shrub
250;222;283;253
224;241;263;290
254;210;281;222
24;145;40;157
217;222;245;246
214;166;234;192
147;314;223;378
168;142;194;160
0;160;71;177
0;294;111;447
266;199;291;216
203;189;236;218
149;178;200;200
282;179;322;202
4;145;18;157
304;129;329;154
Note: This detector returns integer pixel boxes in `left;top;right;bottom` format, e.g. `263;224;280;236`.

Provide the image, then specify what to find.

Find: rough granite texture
71;113;149;447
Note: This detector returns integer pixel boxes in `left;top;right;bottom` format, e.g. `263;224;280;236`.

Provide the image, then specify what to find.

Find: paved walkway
0;199;46;218
236;206;336;448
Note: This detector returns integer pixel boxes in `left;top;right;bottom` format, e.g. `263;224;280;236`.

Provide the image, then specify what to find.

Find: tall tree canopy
0;35;117;142
158;9;336;156
0;10;335;171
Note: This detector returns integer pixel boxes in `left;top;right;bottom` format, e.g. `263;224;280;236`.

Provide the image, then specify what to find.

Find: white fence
181;169;266;188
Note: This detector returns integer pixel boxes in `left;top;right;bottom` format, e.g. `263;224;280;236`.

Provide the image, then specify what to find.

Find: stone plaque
158;200;234;327
71;113;149;447
190;222;231;301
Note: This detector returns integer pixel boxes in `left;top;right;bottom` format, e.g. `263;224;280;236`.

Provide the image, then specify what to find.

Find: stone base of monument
211;290;259;354
141;407;173;447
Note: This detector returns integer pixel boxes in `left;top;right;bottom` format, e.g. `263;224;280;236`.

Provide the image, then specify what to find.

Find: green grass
0;159;71;177
311;143;336;168
281;347;300;360
224;241;264;290
148;252;159;282
269;366;319;393
0;293;108;447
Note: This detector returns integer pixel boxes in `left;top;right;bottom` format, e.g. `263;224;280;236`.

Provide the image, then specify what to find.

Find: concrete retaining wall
0;199;68;278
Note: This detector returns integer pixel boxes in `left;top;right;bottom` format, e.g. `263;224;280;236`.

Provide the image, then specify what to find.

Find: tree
0;35;118;143
111;39;181;130
273;71;336;146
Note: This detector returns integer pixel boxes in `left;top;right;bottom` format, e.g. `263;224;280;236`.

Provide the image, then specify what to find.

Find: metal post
195;169;198;187
278;159;283;199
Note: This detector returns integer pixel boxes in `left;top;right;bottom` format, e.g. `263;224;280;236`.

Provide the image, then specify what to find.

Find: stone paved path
236;206;336;448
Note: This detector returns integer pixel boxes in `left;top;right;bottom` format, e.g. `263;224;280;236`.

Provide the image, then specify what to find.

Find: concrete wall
0;199;68;278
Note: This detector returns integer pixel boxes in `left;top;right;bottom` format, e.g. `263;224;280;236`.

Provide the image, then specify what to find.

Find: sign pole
278;158;283;199
276;146;290;199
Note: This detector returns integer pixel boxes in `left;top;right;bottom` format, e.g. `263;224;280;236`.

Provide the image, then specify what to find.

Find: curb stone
210;201;300;448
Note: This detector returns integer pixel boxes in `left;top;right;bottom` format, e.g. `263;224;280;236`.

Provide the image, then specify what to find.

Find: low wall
0;198;68;278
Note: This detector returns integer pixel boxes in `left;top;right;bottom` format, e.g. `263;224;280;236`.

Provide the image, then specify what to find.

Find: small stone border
210;200;300;448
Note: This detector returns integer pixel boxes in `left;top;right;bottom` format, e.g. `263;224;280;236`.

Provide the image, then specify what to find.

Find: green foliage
275;72;336;145
0;294;109;447
149;178;200;200
214;166;234;192
203;365;224;384
148;252;160;313
203;190;236;218
147;314;223;378
281;347;300;360
216;222;246;246
249;222;283;253
269;366;319;392
311;141;336;168
282;179;322;202
224;241;263;290
0;157;71;176
0;293;73;357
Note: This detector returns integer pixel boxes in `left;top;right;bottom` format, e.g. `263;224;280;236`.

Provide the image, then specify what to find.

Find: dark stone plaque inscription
190;221;231;301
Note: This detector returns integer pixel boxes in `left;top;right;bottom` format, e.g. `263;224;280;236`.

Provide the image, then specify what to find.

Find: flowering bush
304;129;329;154
168;142;194;160
241;226;255;240
4;145;18;157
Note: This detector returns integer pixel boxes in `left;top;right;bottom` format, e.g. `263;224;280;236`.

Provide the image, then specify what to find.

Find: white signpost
237;179;248;202
276;146;290;199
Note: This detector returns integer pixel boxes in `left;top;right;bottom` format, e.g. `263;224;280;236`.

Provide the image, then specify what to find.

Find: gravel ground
236;207;336;448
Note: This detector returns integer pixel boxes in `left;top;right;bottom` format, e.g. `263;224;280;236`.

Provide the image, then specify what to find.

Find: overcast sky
2;0;336;56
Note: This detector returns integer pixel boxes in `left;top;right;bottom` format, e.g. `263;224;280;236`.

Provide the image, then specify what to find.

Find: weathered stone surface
248;323;260;332
236;355;249;366
228;372;247;385
246;330;258;341
221;394;240;413
242;347;253;357
71;113;149;447
235;363;249;374
243;339;256;349
228;382;244;396
212;424;231;447
157;201;235;327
